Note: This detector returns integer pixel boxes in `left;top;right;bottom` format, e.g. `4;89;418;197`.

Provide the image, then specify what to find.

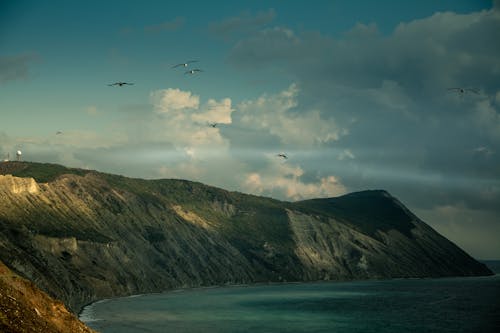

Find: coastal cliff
0;162;492;315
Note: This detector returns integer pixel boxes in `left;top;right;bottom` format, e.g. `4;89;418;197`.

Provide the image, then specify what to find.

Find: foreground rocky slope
0;162;492;314
0;259;95;333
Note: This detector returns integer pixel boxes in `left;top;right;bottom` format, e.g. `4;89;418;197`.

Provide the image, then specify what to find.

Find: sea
80;274;500;333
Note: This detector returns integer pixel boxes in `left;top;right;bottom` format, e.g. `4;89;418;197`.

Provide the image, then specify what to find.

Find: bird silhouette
108;82;134;87
447;87;479;96
277;153;288;160
185;69;203;75
172;60;198;68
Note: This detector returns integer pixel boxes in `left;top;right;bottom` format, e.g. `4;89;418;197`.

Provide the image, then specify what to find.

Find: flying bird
185;69;203;75
277;153;288;160
56;131;63;135
108;82;134;87
209;122;217;128
172;60;198;68
447;87;480;96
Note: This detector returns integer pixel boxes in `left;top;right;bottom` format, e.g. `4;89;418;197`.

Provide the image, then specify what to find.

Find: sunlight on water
81;276;500;333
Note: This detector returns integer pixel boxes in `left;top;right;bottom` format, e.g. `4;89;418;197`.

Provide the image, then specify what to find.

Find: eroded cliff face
288;210;390;280
0;173;257;312
0;164;492;314
0;175;39;194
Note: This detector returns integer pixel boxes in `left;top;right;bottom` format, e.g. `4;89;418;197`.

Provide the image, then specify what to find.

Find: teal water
81;275;500;333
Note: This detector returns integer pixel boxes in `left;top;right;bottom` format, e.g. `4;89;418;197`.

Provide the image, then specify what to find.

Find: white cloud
191;98;234;124
237;84;346;146
149;88;234;150
227;5;500;199
145;86;349;201
146;88;249;187
151;88;200;116
243;156;346;201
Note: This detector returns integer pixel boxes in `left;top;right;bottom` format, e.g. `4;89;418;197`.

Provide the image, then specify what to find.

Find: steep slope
0;162;492;314
294;191;489;278
0;259;95;333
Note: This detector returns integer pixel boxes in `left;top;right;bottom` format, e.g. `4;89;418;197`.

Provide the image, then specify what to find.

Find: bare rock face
0;162;492;315
0;175;39;194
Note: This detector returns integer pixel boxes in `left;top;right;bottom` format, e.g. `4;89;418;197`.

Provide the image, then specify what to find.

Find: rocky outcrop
0;162;492;314
0;175;39;194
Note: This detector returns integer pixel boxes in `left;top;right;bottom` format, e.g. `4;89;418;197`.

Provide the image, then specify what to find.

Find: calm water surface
80;275;500;333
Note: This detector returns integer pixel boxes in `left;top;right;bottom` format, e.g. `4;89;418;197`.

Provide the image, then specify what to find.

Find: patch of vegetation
0;162;89;182
144;226;166;243
99;174;167;208
295;190;416;239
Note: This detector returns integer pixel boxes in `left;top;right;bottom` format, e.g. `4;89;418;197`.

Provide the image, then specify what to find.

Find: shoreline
78;273;499;323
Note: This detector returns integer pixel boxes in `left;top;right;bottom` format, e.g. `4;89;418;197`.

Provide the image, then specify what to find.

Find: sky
1;0;499;259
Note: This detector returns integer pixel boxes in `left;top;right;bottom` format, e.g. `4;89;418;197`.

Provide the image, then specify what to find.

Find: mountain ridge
0;161;492;315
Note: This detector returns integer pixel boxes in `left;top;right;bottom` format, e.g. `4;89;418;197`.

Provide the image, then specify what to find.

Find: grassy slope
0;162;89;183
295;190;416;239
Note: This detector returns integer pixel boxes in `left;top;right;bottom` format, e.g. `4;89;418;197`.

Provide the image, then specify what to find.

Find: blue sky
1;0;499;258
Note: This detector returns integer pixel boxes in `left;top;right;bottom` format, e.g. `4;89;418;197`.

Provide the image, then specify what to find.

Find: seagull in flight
209;122;218;128
277;153;288;160
108;82;134;87
185;69;203;75
172;60;198;68
56;131;63;135
447;87;480;96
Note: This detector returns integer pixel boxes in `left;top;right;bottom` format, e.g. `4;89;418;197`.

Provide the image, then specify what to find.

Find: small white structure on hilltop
16;150;22;161
2;153;9;162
